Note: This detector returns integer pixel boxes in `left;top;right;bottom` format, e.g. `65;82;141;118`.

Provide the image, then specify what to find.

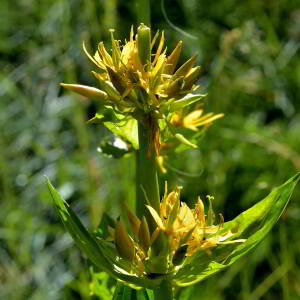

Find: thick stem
154;280;174;300
136;119;160;223
136;116;169;268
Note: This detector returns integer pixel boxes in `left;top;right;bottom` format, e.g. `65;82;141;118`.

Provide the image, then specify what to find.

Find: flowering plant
46;24;299;300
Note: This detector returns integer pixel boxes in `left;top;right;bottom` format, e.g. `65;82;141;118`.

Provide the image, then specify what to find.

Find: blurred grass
0;0;299;299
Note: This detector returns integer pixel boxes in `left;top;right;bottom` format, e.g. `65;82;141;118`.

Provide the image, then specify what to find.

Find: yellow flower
147;184;245;258
171;108;224;131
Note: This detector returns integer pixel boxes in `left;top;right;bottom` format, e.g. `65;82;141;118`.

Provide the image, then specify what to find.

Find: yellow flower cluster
61;24;225;156
113;183;245;275
62;24;202;114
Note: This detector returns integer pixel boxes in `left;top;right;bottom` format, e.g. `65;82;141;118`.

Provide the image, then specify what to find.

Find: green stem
154;280;174;300
136;115;169;266
136;119;160;222
136;0;151;26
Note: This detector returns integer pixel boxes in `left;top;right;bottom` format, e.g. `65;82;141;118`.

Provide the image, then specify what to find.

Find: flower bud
60;83;108;101
172;55;197;81
137;23;151;71
138;216;151;253
164;41;183;75
164;77;185;96
106;66;127;96
115;219;135;261
92;72;121;103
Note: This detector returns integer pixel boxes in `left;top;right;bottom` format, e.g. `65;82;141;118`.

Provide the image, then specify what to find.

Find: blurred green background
1;0;300;299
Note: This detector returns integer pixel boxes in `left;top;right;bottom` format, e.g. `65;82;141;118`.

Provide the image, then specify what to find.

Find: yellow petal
130;25;134;42
167;194;180;230
183;66;201;90
98;42;114;66
146;205;165;229
82;42;106;70
172;55;197;80
193;113;224;127
184;110;204;123
153;31;165;66
164;41;183;75
110;29;121;69
195;197;205;226
150;52;166;91
138;216;151;253
151;30;160;49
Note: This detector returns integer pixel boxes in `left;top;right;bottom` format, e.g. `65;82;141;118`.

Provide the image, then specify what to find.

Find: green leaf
162;94;206;113
88;107;139;150
172;172;300;286
104;118;138;150
98;138;131;159
46;177;162;289
46;177;113;272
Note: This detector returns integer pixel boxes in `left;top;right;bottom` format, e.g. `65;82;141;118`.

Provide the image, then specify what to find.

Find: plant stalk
136;119;160;223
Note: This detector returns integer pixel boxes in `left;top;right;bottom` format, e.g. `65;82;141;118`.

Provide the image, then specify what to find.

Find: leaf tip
291;172;300;184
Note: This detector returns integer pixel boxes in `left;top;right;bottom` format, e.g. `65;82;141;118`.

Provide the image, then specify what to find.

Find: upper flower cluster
62;24;202;114
61;24;224;157
61;24;223;129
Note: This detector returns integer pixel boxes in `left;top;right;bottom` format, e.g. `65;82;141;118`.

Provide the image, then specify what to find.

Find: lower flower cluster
112;183;245;275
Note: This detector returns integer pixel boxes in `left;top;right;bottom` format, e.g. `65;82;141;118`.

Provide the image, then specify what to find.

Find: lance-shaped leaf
46;177;162;289
161;94;206;113
172;172;300;286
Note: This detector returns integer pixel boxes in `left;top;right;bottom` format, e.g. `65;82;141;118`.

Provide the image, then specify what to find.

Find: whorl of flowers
61;24;223;155
113;183;245;275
